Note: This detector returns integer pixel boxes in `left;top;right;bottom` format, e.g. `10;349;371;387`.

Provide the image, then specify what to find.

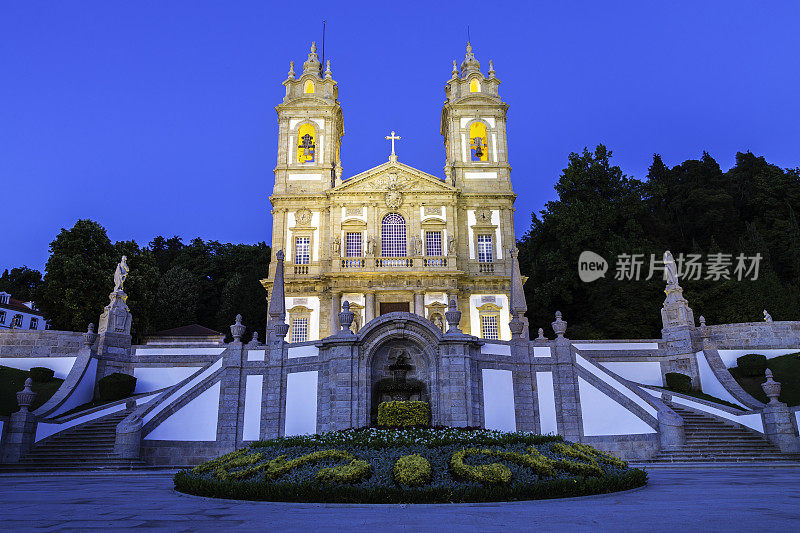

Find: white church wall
285;296;320;341
469;294;511;341
696;351;746;407
0;356;76;378
49;358;97;417
466;210;476;259
536;371;558;434
133;367;201;394
598;362;664;386
284;371;319;436
575;354;657;417
242;375;263;441
144;382;221;441
578;377;656;436
142;359;223;425
481;369;516;432
491;209;503;260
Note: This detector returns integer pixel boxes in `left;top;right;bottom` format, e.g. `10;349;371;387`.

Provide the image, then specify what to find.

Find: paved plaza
1;467;799;531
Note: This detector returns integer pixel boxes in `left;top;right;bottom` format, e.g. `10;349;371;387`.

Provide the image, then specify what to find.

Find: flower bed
174;427;647;503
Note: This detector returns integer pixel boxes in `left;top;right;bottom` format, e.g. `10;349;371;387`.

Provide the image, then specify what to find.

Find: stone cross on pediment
385;130;401;162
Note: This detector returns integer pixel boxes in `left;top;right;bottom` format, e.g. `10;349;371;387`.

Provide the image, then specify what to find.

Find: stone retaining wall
0;330;85;358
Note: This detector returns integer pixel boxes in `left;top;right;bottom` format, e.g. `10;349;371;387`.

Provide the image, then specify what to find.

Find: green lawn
729;353;800;407
0;365;64;416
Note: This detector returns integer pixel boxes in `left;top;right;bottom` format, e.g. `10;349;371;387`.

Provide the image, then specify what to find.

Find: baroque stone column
365;292;376;323
414;291;425;317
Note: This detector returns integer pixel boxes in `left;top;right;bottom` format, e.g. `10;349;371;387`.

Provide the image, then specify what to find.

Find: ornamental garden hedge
174;427;647;503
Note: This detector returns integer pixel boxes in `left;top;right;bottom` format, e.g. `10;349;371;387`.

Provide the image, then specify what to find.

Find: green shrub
97;372;137;401
29;367;54;383
665;372;692;393
393;454;432;486
176;428;648;503
377;401;431;427
737;354;767;377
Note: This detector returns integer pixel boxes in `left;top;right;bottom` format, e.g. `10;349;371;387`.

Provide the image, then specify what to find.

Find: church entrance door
380;302;410;315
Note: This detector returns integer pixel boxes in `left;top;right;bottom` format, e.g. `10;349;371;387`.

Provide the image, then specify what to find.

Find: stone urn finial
552;311;567;339
230;314;245;341
275;322;289;340
251;331;259;344
762;369;781;404
699;316;706;327
84;323;97;346
338;301;355;335
445;300;462;334
536;328;546;341
17;378;36;413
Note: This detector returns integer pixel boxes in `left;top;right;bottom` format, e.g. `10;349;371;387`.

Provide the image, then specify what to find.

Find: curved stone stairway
650;403;800;463
0;410;146;472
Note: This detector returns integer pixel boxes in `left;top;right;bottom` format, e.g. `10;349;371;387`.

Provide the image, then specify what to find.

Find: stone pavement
1;467;799;532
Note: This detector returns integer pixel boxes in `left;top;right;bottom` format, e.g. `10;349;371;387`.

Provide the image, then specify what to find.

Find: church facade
1;44;800;469
262;43;519;343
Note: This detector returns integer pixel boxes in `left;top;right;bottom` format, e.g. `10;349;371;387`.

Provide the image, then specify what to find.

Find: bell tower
440;43;512;193
273;42;344;195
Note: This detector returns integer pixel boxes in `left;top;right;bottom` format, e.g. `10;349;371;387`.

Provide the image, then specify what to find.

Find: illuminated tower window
303;79;315;94
470;78;481;92
296;123;316;163
469;121;488;162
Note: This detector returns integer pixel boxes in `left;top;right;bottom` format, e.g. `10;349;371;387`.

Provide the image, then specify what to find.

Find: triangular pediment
332;160;455;194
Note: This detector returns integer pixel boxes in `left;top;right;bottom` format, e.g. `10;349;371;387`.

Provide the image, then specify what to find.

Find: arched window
303;79;315;94
469;78;481;93
469;121;488;162
296;123;316;163
381;213;407;257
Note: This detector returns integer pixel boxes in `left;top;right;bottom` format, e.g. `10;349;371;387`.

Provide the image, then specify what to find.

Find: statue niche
370;340;428;425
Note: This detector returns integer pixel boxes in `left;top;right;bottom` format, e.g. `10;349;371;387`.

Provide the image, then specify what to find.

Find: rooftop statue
113;256;129;293
664;251;679;287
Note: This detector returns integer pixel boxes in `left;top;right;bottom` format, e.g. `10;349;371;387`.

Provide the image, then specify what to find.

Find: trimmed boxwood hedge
377;401;431;427
97;372;137;401
736;354;767;377
174;427;647;503
29;367;55;383
665;372;692;393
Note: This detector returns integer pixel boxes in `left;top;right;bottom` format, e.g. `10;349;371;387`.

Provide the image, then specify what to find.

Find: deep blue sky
2;1;799;273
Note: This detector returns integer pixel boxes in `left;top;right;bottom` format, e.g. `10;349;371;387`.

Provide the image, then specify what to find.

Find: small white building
0;291;48;330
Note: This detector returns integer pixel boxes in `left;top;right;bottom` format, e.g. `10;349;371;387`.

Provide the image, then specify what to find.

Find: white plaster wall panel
287;345;319;359
572;342;659;351
143;359;223;424
287;135;293;165
247;350;266;362
287;173;322;181
578;377;656;436
317;134;324;164
310;118;324;129
533;347;551;358
461;133;467;162
481;369;516;432
575;354;657;417
696;351;746;408
480;343;511;356
289;118;301;130
716;349;799;368
671;396;763;433
459;117;474;128
144;382;221;441
133;367;201;393
424;293;447;305
50;358;97;417
795;411;800;436
599;362;664;386
536;372;558;435
135;348;225;357
311;211;320;261
284;371;319;436
442;228;448;256
36;402;125;442
286;211;295;262
242;375;263;441
484;117;496;128
0;357;76;378
491;210;503;259
467;210;476;259
464;171;498;180
491;133;498;162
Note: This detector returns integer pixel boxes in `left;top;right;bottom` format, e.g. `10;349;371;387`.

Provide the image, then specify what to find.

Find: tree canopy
518;147;800;339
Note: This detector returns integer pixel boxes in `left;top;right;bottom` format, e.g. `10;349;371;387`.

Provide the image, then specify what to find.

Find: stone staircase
649;403;800;463
0;410;146;472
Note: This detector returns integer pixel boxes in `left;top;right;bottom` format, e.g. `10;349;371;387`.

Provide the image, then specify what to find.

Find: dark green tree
0;266;43;301
36;220;117;331
152;266;200;331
